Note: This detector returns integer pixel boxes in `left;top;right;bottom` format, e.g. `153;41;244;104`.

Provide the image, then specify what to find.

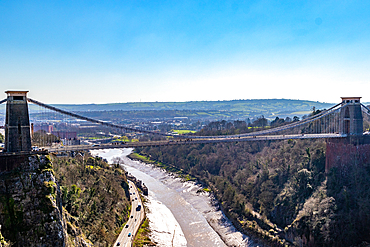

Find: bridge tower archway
339;97;363;136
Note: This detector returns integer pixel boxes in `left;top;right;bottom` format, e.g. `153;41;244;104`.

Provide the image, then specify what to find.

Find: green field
171;129;197;134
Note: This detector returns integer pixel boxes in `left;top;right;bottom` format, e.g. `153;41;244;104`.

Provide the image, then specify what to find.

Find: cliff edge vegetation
0;155;70;246
0;152;132;246
51;153;131;246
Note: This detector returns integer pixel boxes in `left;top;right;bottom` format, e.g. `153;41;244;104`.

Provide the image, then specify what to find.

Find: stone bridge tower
326;97;369;173
4;91;32;152
339;97;363;136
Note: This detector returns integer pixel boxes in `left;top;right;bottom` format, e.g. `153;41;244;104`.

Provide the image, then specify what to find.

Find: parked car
128;233;132;237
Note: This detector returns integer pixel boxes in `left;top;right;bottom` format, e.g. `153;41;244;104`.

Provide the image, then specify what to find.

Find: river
91;148;255;247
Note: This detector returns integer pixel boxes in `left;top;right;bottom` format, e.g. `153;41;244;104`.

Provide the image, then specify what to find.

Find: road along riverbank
114;180;145;247
91;148;255;247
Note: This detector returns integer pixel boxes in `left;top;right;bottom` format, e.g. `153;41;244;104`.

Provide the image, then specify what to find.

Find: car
135;197;137;200
130;215;133;218
125;224;129;228
116;242;120;246
92;144;100;147
132;199;134;201
128;233;132;237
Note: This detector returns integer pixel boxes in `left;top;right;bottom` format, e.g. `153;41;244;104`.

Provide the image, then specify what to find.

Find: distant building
33;124;53;133
61;138;80;146
52;131;77;139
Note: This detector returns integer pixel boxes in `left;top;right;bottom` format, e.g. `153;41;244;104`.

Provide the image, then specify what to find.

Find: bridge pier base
0;154;29;173
326;136;370;173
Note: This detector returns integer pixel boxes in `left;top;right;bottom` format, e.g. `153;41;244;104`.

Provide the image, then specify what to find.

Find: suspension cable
28;97;174;137
361;103;370;113
28;97;345;139
211;102;345;139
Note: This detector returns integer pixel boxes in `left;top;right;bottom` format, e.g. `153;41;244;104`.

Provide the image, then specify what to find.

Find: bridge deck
46;133;346;152
0;150;49;157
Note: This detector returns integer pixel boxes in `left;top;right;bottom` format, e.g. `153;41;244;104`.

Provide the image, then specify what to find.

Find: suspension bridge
1;91;370;155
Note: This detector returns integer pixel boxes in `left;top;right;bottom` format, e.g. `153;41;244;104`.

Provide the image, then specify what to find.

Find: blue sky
1;0;370;104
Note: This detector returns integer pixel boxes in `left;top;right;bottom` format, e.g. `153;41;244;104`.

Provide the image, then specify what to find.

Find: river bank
91;148;255;247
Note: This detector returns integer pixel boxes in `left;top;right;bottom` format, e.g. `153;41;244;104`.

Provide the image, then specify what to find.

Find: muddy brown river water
91;148;256;247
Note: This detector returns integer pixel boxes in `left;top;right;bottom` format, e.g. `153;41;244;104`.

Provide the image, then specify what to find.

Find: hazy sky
1;1;370;104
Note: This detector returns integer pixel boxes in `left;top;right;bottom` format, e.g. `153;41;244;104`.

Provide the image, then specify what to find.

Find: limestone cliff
0;154;91;247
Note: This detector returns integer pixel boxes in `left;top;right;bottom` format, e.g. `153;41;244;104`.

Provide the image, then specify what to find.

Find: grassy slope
132;218;156;247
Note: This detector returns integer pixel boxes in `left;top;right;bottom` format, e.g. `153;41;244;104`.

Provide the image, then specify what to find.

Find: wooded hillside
137;129;370;246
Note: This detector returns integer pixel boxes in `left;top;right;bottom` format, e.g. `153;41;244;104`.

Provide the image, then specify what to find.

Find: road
113;180;145;247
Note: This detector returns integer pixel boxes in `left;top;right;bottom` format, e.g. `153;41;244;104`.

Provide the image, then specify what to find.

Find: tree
271;117;285;127
32;130;59;146
252;116;268;127
234;120;247;129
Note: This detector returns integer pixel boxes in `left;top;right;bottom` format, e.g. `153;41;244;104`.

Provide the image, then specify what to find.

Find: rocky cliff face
0;227;9;247
0;154;90;247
